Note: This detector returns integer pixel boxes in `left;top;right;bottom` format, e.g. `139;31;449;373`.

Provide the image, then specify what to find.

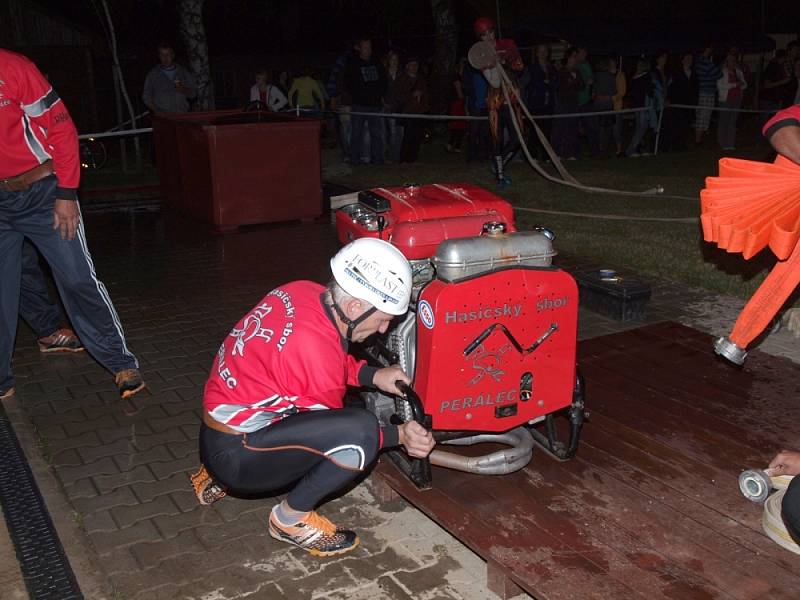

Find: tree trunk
179;0;214;110
429;0;458;115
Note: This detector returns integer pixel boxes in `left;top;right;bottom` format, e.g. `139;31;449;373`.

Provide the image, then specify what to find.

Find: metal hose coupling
739;468;794;503
713;336;747;366
428;427;534;475
739;469;772;503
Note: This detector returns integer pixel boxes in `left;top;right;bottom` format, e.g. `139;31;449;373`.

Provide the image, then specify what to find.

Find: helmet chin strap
330;295;377;341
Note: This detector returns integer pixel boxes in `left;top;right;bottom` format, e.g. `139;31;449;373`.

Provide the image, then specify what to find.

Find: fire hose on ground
739;469;799;555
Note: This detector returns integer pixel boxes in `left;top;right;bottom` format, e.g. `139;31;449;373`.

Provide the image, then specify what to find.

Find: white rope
496;64;695;201
513;206;699;223
76;102;779;141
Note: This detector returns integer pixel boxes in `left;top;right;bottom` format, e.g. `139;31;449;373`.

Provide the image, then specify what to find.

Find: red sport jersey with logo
203;281;371;433
0;49;79;198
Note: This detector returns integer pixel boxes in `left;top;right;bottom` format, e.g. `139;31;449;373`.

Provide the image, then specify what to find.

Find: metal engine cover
413;267;578;432
433;231;556;282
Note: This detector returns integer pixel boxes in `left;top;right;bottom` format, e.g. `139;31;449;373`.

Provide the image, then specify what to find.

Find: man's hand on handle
398;420;435;458
53;199;79;241
372;365;435;458
767;450;800;477
373;365;410;395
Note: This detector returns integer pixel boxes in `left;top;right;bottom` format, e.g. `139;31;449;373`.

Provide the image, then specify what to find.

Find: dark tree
179;0;215;109
428;0;458;114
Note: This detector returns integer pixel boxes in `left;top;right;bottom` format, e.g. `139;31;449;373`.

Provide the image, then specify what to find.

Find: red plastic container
154;110;322;231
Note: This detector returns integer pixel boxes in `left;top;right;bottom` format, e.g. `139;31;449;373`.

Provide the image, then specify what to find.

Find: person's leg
727;98;742;149
626;111;648;156
367;111;384;165
717;103;729;148
565;115;581;158
19;177;141;394
200;408;382;555
18;241;62;339
613;113;624;154
405;121;425;163
0;221;24;396
782;476;800;543
580;103;600;156
695;95;713;144
348;108;365;164
337;106;351;160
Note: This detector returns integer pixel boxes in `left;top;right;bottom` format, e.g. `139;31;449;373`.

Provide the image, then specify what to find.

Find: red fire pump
335;183;586;488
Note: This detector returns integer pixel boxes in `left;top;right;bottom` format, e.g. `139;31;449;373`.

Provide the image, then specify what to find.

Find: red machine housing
336;184;578;433
415;268;577;432
335;183;516;260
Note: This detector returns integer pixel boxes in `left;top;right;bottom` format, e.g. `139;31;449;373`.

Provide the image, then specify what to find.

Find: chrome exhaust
429;426;534;475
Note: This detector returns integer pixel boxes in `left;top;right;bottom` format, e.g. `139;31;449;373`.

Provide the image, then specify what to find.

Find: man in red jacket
192;238;435;557
0;49;144;401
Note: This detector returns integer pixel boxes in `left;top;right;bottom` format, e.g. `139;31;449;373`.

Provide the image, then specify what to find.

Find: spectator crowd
144;36;800;166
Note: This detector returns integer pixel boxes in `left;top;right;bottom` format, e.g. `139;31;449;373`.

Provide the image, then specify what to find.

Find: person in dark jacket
389;57;430;163
551;47;583;160
625;58;654;157
343;36;387;165
525;44;559;160
663;53;698;151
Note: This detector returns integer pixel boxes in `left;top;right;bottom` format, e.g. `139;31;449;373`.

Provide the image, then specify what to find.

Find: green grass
330;141;777;299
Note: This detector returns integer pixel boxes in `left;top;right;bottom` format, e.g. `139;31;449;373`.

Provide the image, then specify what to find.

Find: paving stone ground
2;207;799;600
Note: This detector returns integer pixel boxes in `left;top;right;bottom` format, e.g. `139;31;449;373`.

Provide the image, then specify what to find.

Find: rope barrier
78;127;152;140
75;102;778;141
513;206;699;223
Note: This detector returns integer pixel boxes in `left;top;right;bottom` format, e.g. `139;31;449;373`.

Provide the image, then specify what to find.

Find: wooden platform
374;321;800;599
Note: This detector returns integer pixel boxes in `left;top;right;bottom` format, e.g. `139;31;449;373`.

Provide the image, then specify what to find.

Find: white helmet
330;238;412;316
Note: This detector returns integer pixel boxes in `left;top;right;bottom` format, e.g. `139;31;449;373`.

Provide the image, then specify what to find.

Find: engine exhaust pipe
428;427;534;475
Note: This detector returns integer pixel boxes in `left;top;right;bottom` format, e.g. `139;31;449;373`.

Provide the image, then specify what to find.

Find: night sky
53;0;798;59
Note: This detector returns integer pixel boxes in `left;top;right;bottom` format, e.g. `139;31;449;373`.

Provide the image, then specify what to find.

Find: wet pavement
2;206;799;599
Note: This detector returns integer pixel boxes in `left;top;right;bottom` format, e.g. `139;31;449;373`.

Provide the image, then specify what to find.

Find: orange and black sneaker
115;369;146;399
0;387;15;401
38;328;84;353
189;464;227;506
268;506;359;557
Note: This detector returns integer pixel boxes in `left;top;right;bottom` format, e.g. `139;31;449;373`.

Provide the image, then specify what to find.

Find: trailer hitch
528;367;587;461
388;381;433;489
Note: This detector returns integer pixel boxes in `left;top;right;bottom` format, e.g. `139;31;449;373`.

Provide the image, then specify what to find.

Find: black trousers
399;119;425;163
200;407;381;512
0;175;138;391
19;241;62;338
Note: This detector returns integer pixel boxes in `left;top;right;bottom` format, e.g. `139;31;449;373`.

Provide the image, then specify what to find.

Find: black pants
783;476;800;543
0;175;138;391
200;407;381;512
467;107;490;162
20;241;62;338
399;119;424;163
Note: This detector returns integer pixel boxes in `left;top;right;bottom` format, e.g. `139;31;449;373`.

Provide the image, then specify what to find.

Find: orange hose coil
700;155;800;348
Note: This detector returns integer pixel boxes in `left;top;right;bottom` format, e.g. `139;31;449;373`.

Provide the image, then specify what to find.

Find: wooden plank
576;422;800;580
375;460;646;600
579;371;767;472
448;465;735;600
580;347;800;449
374;323;800;600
